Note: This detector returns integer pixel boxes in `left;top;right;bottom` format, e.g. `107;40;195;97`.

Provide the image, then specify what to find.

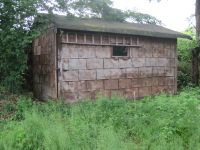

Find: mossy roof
48;14;191;40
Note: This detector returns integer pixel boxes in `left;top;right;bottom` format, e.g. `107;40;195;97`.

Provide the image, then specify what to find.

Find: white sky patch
113;0;195;32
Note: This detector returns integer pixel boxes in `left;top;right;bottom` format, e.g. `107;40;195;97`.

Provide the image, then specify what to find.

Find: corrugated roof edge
56;25;192;40
38;14;192;40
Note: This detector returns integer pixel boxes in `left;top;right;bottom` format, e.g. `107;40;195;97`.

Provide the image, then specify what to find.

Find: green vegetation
177;27;196;88
1;88;200;150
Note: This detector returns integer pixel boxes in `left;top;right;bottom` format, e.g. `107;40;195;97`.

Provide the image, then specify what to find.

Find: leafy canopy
0;0;161;92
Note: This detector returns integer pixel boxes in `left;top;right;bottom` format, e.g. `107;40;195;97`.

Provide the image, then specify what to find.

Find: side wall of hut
58;31;177;102
32;28;57;100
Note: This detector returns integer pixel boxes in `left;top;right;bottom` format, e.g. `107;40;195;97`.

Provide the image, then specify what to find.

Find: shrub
177;27;196;88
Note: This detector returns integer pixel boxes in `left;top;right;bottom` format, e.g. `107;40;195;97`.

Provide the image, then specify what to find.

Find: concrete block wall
33;28;57;100
59;34;177;102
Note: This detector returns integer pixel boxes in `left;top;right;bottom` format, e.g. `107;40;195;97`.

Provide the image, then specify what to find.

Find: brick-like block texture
58;34;177;102
79;70;96;80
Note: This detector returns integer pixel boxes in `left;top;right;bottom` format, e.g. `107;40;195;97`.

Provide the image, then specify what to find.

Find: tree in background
54;0;161;24
192;0;200;85
0;0;38;92
0;0;162;92
177;27;196;88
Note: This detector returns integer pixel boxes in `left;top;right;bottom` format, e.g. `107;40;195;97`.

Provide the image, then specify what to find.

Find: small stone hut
32;14;191;101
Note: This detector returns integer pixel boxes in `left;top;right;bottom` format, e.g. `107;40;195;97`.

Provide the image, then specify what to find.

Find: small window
112;46;129;57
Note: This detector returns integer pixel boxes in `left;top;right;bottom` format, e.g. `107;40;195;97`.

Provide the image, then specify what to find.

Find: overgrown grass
1;88;200;150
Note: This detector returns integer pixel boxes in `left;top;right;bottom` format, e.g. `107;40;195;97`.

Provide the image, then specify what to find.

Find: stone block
165;67;175;76
171;42;176;50
145;58;158;67
152;77;159;86
78;91;91;100
90;91;97;100
62;59;69;70
104;59;119;69
124;88;139;99
97;69;110;79
97;90;111;97
152;48;159;57
132;78;152;87
169;59;176;67
158;58;170;67
68;59;86;70
110;69;122;79
166;77;175;85
119;79;132;89
153;43;165;56
126;68;139;78
78;46;96;58
118;59;132;68
144;40;153;57
62;92;78;102
157;77;167;86
104;80;119;90
138;67;152;78
152;67;165;76
152;86;174;95
79;70;96;80
132;58;145;67
165;48;172;58
76;81;87;91
96;47;111;58
145;49;153;58
37;46;41;55
62;45;79;58
137;48;146;58
87;58;103;69
132;78;140;88
129;47;138;58
62;82;78;93
171;49;176;58
39;55;45;65
87;80;104;91
138;87;152;97
111;90;124;97
63;70;78;81
142;78;152;87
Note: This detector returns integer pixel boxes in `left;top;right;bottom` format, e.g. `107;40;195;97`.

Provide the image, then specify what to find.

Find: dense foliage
177;27;196;88
1;88;200;149
0;0;40;92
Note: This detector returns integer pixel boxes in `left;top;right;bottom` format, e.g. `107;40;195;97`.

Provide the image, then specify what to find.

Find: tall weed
1;88;200;149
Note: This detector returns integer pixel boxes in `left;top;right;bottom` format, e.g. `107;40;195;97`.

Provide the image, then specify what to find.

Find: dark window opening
112;46;129;57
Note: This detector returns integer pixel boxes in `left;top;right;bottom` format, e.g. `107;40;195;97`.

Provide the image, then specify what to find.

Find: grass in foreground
1;87;200;150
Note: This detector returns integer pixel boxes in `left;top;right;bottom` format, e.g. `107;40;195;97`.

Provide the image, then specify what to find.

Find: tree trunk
196;0;200;38
192;47;200;85
192;0;200;85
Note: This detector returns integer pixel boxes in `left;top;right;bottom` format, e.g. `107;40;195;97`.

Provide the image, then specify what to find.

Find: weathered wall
58;31;177;102
33;28;57;100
